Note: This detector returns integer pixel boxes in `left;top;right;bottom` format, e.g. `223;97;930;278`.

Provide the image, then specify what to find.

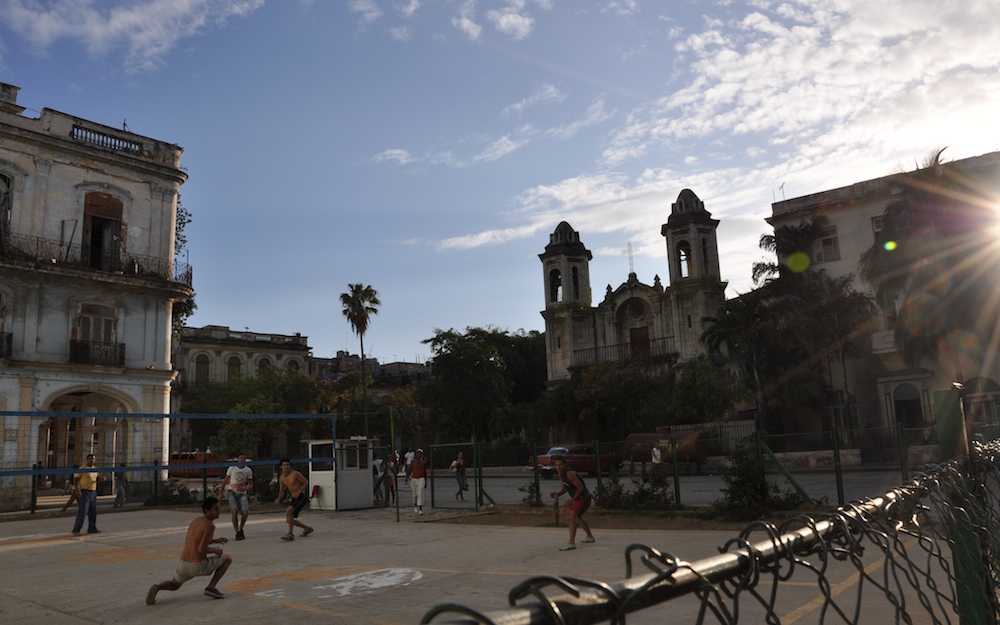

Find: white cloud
470;134;531;164
545;97;615;140
396;0;420;19
501;83;565;118
373;149;416;165
452;0;482;41
1;0;263;73
486;0;533;40
389;25;414;42
348;0;383;24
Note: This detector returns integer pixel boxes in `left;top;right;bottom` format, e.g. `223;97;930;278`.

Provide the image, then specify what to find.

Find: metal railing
573;336;677;367
0;231;192;286
69;340;125;367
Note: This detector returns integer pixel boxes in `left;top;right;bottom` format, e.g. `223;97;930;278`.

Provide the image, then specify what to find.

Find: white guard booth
307;440;337;511
335;437;376;510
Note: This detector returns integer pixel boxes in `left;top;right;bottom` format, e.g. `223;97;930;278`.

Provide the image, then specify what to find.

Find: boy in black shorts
275;458;314;541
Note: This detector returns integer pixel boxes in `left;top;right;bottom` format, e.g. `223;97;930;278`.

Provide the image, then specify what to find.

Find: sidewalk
0;504;738;625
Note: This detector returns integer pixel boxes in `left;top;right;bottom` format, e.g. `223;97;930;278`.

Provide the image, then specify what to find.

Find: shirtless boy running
275;458;314;541
146;496;232;604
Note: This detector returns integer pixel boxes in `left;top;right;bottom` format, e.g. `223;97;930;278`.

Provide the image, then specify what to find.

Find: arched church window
549;268;563;302
677;241;691;278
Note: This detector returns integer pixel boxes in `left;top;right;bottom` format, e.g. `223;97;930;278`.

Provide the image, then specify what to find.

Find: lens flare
786;252;810;273
884;240;898;251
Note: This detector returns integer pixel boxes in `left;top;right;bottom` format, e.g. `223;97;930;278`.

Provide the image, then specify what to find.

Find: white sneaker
414;507;418;514
559;543;576;551
581;536;595;543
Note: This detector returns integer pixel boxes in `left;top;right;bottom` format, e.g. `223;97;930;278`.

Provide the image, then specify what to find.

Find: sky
1;0;998;365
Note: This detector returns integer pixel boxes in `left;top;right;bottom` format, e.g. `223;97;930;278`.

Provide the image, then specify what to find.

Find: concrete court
0;505;939;625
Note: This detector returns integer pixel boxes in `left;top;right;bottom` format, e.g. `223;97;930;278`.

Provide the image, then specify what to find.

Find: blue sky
2;0;998;364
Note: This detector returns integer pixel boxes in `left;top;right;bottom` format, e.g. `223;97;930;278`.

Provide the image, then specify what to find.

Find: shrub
144;479;199;506
595;467;674;511
715;437;803;520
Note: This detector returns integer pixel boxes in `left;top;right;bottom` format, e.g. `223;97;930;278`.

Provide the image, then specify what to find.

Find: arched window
287;360;300;373
227;356;242;382
677;241;691;278
701;238;710;273
571;267;580;300
549;268;563;303
257;357;272;375
194;354;210;384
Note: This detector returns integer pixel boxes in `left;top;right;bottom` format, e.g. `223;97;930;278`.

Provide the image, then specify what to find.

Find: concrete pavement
0;503;938;624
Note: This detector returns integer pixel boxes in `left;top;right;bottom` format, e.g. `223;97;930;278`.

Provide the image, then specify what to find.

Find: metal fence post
832;422;845;507
897;422;908;483
671;436;681;509
594;439;602;493
532;444;541;507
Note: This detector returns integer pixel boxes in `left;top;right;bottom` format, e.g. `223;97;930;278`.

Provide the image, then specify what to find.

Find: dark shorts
570;496;591;517
289;493;309;518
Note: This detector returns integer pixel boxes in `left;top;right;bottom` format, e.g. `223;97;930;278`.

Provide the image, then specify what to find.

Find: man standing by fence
71;453;103;536
220;454;253;540
411;449;427;515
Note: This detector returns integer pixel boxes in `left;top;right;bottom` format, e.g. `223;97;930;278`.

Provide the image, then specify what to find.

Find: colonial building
172;324;310;387
540;189;726;386
768;151;1000;431
0;83;191;498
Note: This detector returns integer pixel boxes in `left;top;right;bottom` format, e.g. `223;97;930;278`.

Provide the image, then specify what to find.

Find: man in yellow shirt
71;454;103;536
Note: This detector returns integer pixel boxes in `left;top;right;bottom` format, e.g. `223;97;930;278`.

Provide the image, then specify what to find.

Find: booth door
308;441;337;511
337;441;375;510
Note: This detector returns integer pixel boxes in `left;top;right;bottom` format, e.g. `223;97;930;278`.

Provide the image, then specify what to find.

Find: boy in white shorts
146;496;232;604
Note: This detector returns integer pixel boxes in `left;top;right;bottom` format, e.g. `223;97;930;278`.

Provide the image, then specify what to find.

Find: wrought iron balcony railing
69;340;125;367
572;336;677;368
0;232;192;287
0;332;10;359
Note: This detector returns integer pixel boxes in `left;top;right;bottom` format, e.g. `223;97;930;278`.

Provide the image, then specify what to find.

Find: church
539;189;726;387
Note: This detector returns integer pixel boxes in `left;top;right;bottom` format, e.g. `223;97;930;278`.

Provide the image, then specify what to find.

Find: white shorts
174;555;223;583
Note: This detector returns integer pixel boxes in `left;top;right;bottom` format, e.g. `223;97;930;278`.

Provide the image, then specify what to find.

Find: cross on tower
621;241;639;274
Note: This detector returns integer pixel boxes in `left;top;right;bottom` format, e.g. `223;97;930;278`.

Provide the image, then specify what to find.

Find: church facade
540;189;726;387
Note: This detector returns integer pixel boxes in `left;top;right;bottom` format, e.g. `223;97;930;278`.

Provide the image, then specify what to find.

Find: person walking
404;448;415;484
220;453;253;540
113;463;129;508
385;453;397;504
650;444;662;473
450;451;467;501
145;496;232;604
410;449;427;515
550;455;595;551
275;458;313;541
71;453;103;536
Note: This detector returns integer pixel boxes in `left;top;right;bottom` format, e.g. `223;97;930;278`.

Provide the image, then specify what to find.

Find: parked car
527;444;623;478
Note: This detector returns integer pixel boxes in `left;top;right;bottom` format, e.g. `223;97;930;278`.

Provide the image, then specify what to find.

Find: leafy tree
418;327;547;442
669;355;738;425
340;283;380;436
574;359;673;440
419;328;511;441
753;215;829;285
171;200;196;337
179;367;329;457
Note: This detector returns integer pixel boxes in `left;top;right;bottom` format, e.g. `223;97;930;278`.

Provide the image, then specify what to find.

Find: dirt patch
437;505;748;532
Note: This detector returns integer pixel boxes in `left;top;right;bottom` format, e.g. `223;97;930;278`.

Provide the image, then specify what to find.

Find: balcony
572;336;677;368
0;232;192;286
70;340;125;367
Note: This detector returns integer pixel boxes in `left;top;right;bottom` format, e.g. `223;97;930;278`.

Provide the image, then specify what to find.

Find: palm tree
340;283;380;437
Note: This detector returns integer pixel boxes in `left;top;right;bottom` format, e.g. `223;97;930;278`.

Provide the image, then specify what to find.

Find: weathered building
0;83;191;497
768;151;1000;430
540;189;726;386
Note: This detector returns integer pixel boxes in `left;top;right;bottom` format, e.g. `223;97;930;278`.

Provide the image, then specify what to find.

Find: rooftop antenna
621;241;639;275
